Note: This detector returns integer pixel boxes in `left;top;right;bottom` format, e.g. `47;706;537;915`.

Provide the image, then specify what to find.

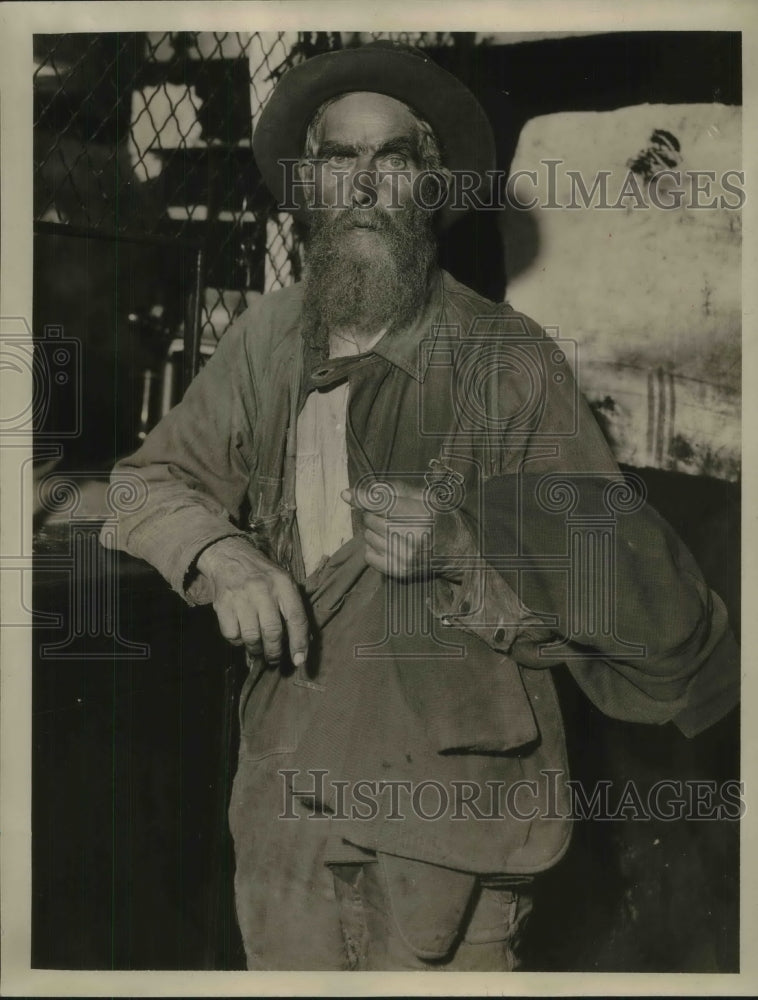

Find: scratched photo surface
28;30;740;972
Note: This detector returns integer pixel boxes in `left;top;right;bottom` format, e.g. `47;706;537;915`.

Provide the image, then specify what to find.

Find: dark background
32;30;740;971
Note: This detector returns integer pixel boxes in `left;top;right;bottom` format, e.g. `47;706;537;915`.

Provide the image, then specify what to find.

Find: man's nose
350;158;378;208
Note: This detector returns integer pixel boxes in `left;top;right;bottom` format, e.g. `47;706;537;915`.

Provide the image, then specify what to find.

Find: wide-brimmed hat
252;41;496;229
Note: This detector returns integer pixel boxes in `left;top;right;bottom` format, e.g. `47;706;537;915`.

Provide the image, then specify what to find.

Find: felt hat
252;41;496;228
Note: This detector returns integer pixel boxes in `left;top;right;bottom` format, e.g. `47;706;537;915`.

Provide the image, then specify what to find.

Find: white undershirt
295;331;383;577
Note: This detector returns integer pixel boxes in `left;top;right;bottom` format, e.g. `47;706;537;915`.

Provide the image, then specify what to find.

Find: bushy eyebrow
316;135;419;162
316;140;357;160
374;137;417;160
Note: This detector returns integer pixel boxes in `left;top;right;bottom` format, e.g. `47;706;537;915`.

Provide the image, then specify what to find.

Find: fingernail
293;652;305;666
340;489;351;503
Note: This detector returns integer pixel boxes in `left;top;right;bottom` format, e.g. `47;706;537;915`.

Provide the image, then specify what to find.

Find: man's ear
296;158;314;181
417;167;453;215
297;158;316;208
438;167;453;210
437;166;453;192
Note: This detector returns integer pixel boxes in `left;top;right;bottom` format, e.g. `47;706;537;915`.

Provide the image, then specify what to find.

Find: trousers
229;745;533;971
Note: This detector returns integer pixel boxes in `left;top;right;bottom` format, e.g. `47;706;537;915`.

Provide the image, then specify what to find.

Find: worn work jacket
105;268;738;956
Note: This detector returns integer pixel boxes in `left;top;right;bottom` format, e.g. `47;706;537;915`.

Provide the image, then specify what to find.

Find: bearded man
104;42;739;971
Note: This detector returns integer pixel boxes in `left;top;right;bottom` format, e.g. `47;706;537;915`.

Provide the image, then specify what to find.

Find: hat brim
252;45;497;230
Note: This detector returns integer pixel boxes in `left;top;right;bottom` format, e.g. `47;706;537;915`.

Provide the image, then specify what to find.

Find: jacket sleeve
100;315;259;605
429;311;739;737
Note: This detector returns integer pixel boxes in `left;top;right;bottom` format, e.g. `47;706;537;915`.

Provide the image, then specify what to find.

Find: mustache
312;206;408;236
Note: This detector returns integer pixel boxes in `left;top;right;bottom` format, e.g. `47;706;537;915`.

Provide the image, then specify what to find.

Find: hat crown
357;39;428;60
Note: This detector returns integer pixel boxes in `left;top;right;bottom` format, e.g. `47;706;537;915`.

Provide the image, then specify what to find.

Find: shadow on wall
500;203;540;286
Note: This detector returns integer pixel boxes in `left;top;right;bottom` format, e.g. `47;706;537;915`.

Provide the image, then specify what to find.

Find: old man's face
301;91;438;351
312;91;426;224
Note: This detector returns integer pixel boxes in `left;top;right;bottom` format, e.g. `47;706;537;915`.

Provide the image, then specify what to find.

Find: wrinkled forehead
316;91;419;147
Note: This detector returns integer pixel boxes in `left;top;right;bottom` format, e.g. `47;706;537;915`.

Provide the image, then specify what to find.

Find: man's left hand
342;480;461;579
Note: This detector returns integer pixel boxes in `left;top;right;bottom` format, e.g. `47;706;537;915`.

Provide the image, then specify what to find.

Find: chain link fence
34;33;331;340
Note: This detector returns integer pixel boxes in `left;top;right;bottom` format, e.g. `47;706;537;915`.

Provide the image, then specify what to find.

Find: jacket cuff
119;508;251;606
671;620;740;737
429;559;545;654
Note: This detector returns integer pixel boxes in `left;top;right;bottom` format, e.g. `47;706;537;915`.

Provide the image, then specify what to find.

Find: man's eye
327;154;351;166
381;155;408;170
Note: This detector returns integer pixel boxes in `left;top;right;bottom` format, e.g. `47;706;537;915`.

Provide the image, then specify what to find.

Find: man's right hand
196;537;309;666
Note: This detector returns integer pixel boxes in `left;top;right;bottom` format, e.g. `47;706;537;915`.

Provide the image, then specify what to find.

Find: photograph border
2;1;756;995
